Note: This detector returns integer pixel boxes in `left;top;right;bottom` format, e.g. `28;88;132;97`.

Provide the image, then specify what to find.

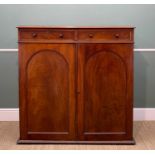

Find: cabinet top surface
17;26;135;29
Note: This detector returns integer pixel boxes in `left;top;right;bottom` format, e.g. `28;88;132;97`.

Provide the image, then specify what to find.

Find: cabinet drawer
19;29;75;41
78;29;132;41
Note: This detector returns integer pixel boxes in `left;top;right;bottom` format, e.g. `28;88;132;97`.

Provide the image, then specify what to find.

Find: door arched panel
84;51;127;133
26;50;69;133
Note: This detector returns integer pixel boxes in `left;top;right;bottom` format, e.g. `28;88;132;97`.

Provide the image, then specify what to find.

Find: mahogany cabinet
17;26;135;144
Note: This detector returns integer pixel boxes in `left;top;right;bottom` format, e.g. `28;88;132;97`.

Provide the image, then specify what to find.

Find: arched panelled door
19;44;76;141
77;44;133;141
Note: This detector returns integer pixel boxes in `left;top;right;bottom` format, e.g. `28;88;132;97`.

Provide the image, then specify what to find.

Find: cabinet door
77;44;133;141
19;44;76;141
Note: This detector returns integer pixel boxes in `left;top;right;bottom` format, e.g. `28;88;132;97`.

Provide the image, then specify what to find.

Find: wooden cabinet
17;26;135;144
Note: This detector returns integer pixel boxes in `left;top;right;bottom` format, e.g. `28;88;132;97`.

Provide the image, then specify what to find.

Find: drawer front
78;29;132;41
19;29;75;41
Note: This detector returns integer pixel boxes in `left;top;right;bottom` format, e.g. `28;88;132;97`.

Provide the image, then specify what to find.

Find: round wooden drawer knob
32;33;37;38
115;34;120;38
59;33;64;38
88;33;94;38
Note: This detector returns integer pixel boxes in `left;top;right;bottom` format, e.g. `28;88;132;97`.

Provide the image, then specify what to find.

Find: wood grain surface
18;27;134;144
